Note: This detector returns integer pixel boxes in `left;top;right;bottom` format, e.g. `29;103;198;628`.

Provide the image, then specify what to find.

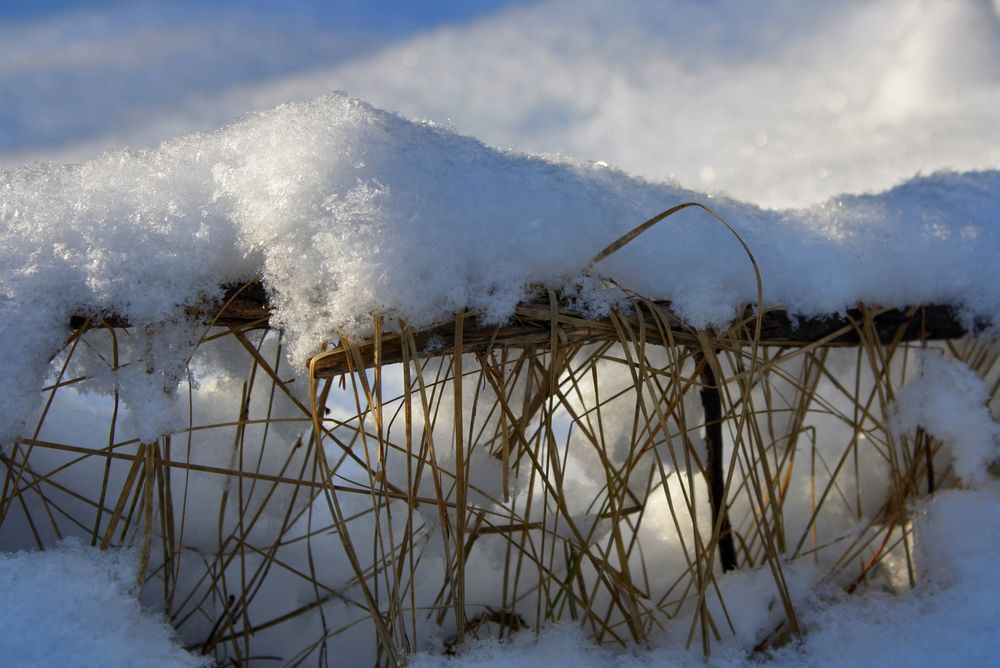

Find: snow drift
1;93;998;442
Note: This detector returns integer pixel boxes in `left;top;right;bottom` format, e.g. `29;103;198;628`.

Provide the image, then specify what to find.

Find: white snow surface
2;93;999;442
7;480;998;668
0;541;204;667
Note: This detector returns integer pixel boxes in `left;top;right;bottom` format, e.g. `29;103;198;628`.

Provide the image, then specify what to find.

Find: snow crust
0;541;204;667
2;93;999;443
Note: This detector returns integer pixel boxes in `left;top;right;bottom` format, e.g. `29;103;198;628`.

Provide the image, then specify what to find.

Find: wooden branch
68;282;988;378
68;282;271;330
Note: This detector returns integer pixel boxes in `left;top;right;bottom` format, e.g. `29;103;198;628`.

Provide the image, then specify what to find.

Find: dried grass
1;207;996;667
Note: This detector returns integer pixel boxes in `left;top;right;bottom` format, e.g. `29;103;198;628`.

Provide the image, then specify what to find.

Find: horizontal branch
68;282;272;330
69;282;986;377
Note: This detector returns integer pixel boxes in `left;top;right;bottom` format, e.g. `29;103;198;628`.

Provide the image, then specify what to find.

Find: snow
409;487;1000;668
6;489;995;666
3;1;1000;666
0;541;205;668
890;351;1000;488
7;1;1000;212
0;0;522;159
2;94;999;444
276;0;1000;210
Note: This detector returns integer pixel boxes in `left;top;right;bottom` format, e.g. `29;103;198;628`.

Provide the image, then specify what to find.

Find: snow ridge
1;93;999;441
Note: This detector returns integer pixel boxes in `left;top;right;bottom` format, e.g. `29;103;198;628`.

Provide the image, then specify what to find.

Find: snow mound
890;351;1000;488
2;93;999;442
0;542;204;668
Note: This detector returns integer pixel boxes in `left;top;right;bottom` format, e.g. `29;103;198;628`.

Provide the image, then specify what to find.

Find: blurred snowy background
5;0;1000;208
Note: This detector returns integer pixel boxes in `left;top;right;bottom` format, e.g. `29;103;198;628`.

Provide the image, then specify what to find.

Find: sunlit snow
3;1;1000;666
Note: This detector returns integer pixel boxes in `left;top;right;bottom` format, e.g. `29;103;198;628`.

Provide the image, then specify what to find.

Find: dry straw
1;204;995;666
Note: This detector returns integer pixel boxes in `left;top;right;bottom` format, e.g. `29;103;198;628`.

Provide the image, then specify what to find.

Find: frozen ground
2;1;1000;666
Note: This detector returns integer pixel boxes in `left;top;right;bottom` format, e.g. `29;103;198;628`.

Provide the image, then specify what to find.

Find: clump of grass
1;206;993;667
